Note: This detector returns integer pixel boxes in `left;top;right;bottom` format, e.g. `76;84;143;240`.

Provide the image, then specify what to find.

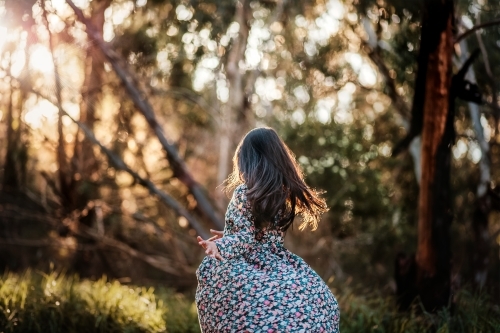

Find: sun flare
29;45;55;74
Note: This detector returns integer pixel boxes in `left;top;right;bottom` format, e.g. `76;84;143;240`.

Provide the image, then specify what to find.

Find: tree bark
415;0;454;311
395;0;455;312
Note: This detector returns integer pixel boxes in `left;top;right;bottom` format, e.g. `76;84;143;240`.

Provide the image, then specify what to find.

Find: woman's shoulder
232;183;248;201
235;183;248;192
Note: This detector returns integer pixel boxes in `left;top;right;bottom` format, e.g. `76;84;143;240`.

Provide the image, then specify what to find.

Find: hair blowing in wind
224;127;328;231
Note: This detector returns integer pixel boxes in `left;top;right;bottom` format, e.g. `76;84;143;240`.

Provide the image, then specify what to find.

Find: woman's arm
213;185;256;260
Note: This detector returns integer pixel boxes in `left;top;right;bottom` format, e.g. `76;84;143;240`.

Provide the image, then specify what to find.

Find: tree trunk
42;0;70;206
3;66;19;190
71;0;110;222
415;0;454;311
395;0;455;312
216;0;251;203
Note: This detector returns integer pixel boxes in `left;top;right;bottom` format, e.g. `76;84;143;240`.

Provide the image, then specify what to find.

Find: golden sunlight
0;26;8;50
24;98;58;129
29;45;55;74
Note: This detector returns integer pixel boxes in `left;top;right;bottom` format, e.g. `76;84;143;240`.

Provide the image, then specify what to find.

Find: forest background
0;0;499;331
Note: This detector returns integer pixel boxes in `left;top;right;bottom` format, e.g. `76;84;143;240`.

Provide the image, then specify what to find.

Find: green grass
337;288;500;333
0;271;498;333
0;271;199;333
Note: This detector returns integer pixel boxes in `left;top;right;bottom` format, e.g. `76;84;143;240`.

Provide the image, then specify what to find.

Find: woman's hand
197;231;223;261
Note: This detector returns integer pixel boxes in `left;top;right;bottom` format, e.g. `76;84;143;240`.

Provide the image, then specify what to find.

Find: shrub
0;271;197;333
337;288;500;333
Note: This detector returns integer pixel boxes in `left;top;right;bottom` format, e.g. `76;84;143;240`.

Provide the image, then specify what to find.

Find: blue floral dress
196;184;340;332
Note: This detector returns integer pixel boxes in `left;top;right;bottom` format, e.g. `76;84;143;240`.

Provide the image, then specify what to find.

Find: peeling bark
416;0;454;311
393;0;455;312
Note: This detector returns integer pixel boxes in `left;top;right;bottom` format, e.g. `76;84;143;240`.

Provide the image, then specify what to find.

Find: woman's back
196;185;340;332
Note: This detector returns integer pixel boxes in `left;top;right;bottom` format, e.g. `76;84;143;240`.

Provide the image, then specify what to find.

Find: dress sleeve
214;185;256;260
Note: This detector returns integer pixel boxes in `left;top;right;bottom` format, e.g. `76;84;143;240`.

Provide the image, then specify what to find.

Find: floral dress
196;184;340;333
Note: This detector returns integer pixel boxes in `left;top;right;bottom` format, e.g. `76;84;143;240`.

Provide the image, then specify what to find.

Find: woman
196;127;340;332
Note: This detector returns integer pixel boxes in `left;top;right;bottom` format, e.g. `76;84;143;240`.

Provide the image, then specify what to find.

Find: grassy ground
0;271;498;332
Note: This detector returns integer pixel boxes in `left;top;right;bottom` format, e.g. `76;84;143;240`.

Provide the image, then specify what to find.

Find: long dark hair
224;127;328;231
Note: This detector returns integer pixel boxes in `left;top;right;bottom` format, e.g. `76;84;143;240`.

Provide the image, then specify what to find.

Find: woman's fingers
209;229;224;239
197;230;223;253
197;236;207;249
203;242;223;261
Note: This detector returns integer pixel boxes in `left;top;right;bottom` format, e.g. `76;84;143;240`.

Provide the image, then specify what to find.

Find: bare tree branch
22;84;210;239
66;113;211;239
80;225;194;276
0;209;192;276
455;17;500;43
65;0;223;230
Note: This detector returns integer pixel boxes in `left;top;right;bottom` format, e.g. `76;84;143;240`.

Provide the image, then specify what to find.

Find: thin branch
455;17;500;43
65;0;223;230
